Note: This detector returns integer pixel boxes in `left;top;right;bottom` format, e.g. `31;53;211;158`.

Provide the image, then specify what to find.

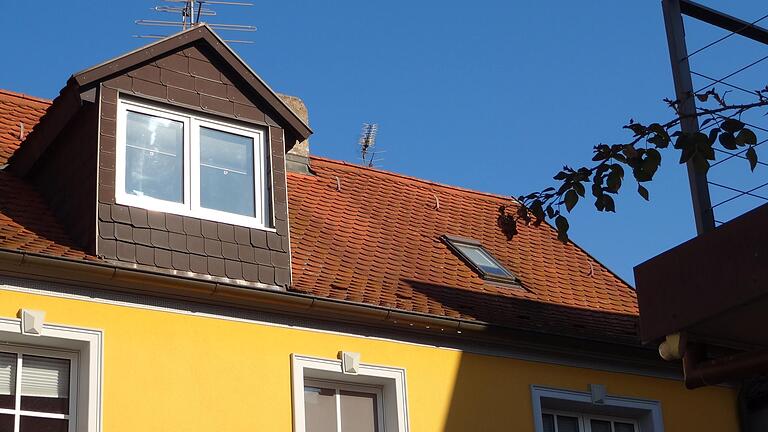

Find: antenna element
359;123;380;167
135;0;256;43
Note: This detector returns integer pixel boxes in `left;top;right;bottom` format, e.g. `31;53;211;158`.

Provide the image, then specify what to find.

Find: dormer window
115;97;271;229
442;235;519;284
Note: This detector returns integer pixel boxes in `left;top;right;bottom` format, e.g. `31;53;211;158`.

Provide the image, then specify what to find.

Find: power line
693;53;768;94
709;180;768;209
685;11;768;60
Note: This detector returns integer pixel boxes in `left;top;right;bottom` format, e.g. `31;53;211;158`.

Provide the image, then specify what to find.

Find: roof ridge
307;155;518;202
0;89;51;106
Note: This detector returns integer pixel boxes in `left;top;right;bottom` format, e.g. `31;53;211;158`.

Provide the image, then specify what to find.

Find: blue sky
1;1;766;283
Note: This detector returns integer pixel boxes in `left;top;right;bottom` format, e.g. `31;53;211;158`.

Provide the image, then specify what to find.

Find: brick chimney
277;93;311;174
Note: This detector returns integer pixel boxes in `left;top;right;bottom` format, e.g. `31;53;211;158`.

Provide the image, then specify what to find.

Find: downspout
683;343;768;389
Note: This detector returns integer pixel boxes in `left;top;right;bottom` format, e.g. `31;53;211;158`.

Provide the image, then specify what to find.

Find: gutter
0;248;669;374
0;249;484;334
683;343;768;389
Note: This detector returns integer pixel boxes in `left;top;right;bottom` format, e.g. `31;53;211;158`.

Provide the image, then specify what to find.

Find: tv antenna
359;123;383;168
135;0;257;44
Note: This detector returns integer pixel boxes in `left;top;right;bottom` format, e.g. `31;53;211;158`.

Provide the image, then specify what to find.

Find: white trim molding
531;385;664;432
115;96;273;229
291;354;409;432
0;317;103;432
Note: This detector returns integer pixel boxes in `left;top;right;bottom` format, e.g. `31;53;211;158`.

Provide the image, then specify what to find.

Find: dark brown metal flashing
8;80;82;177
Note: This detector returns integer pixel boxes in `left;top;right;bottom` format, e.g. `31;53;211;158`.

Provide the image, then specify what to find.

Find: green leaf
719;132;737;150
603;195;616;212
747;146;758;171
591;183;602;198
564;189;578;212
735;129;757;146
555;215;569;243
530;200;545;224
553;171;568;181
573;182;586;197
708;127;720;145
637;184;649;201
721;119;745;133
611;163;625;178
594;195;605;211
606;171;622;193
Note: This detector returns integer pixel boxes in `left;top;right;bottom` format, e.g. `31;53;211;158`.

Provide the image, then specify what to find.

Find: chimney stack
277;93;311;174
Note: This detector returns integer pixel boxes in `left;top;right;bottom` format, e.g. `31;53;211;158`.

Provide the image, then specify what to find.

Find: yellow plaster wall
0;288;739;431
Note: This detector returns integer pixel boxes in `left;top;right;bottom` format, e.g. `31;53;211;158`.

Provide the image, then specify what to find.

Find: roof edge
72;24;311;140
0;247;647;351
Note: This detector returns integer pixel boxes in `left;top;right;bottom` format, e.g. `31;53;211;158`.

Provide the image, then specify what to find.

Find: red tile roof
0;90;640;344
0;90;51;165
288;157;638;343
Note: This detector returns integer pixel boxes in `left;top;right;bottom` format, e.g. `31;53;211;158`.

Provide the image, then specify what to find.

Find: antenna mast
359;123;381;167
135;0;257;43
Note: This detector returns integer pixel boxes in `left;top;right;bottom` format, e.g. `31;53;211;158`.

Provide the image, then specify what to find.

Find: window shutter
20;356;69;398
0;352;15;395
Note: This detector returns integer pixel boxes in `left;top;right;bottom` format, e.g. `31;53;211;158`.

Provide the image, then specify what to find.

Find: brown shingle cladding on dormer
96;45;291;287
6;27;307;289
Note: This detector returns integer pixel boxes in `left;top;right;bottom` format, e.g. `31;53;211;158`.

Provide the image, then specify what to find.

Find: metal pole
662;0;716;234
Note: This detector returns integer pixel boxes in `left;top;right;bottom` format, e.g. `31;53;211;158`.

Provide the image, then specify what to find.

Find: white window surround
115;97;273;230
291;354;409;432
531;385;664;432
0;317;103;432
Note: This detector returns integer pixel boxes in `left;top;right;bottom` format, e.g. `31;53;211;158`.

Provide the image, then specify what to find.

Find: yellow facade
0;287;739;432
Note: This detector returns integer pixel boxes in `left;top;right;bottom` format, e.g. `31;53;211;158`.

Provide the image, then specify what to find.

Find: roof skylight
443;235;518;284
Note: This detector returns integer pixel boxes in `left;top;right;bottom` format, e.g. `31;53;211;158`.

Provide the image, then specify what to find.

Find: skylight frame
442;235;519;284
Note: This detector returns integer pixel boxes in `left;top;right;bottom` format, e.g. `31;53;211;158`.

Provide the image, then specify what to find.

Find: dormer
8;26;311;289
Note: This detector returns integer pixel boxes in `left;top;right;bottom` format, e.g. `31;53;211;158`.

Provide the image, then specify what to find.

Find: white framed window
291;354;409;432
115;97;272;229
542;410;639;432
531;386;664;432
0;347;77;432
0;316;103;432
304;379;385;432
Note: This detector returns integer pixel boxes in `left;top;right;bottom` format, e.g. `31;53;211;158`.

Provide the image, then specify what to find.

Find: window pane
556;415;581;432
304;386;337;432
199;126;255;217
614;422;636;432
0;414;14;432
20;356;70;414
340;390;378;432
454;244;511;277
125;110;184;203
0;352;15;409
542;413;555;432
19;416;67;432
590;419;612;432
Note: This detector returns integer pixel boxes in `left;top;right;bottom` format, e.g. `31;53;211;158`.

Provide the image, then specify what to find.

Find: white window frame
0;346;78;432
291;354;409;432
0;317;103;432
304;378;386;432
531;386;664;432
115;97;272;229
542;409;641;432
